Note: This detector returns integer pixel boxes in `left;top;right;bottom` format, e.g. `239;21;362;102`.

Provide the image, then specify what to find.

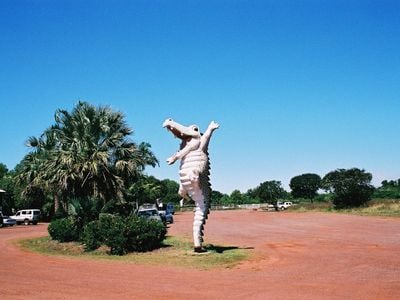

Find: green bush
80;220;102;251
373;187;400;199
313;193;332;202
81;214;167;255
48;217;79;242
99;214;127;255
125;216;167;252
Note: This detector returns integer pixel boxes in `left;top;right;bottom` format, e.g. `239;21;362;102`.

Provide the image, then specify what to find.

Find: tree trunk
62;197;69;214
54;194;60;213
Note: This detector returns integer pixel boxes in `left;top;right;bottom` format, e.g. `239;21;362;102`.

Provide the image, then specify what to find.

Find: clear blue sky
1;1;399;193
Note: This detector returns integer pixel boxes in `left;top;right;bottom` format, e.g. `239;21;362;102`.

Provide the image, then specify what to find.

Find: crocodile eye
193;127;199;132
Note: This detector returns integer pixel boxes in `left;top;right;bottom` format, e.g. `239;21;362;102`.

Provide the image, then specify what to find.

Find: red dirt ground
1;210;400;299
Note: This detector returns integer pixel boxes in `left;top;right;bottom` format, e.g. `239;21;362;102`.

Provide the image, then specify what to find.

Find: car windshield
139;210;158;216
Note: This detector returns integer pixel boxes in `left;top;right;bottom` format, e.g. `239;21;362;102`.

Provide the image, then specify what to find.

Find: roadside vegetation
289;199;400;217
17;235;249;270
335;199;400;217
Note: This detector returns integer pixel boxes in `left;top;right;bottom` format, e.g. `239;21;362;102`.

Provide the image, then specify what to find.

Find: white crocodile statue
163;118;219;252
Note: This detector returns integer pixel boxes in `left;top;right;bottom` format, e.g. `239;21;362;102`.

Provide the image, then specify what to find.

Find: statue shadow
205;244;254;254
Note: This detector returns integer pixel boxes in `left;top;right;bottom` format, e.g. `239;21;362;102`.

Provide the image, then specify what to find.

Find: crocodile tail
200;161;212;229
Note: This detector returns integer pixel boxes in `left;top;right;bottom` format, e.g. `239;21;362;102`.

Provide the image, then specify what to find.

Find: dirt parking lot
1;210;399;299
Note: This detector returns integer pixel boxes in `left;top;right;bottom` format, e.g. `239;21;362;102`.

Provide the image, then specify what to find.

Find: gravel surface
1;210;399;299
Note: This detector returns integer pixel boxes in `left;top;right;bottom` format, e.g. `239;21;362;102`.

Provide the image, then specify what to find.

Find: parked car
159;210;174;224
166;203;175;215
165;211;174;224
274;201;293;211
1;211;16;227
137;203;173;224
137;208;163;223
10;209;41;225
140;203;157;210
157;202;174;224
2;215;17;226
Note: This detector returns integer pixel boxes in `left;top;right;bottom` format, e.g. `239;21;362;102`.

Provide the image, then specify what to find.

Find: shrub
81;214;167;255
48;217;79;242
101;200;133;217
80;220;102;251
373;186;400;199
99;214;127;255
125;216;167;252
313;193;332;202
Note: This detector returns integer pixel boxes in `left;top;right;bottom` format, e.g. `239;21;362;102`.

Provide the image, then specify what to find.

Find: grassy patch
290;202;333;212
289;199;400;217
17;236;249;270
339;200;400;217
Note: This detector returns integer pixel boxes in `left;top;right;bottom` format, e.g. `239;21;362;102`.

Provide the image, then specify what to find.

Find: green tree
0;163;8;179
289;173;321;201
250;180;285;203
14;129;60;209
0;167;31;214
381;179;400;187
211;190;226;205
246;188;261;203
322;168;374;208
230;189;244;205
128;175;161;209
159;179;180;204
0;167;15;214
16;102;158;213
373;179;400;199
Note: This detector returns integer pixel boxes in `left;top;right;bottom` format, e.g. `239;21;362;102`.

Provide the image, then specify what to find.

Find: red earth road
1;210;400;299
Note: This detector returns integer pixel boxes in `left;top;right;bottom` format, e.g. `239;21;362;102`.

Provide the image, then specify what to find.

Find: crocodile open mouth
163;119;197;140
164;125;183;138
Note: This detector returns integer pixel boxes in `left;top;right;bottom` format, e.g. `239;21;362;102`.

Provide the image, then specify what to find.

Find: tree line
0;102;399;219
211;169;381;209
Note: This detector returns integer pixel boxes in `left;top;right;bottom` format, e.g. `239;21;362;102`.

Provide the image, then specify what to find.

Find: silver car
2;215;16;226
10;209;41;225
0;211;16;227
137;208;163;222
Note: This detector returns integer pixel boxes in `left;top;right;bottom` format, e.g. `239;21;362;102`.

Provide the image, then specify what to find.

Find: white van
10;209;41;225
274;201;293;211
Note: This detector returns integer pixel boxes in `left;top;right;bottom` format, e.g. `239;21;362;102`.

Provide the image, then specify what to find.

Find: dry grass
290;199;400;217
17;236;250;270
341;200;400;217
290;202;334;212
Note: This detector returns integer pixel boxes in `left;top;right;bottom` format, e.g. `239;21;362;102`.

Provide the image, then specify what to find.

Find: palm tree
16;130;60;210
17;101;158;211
